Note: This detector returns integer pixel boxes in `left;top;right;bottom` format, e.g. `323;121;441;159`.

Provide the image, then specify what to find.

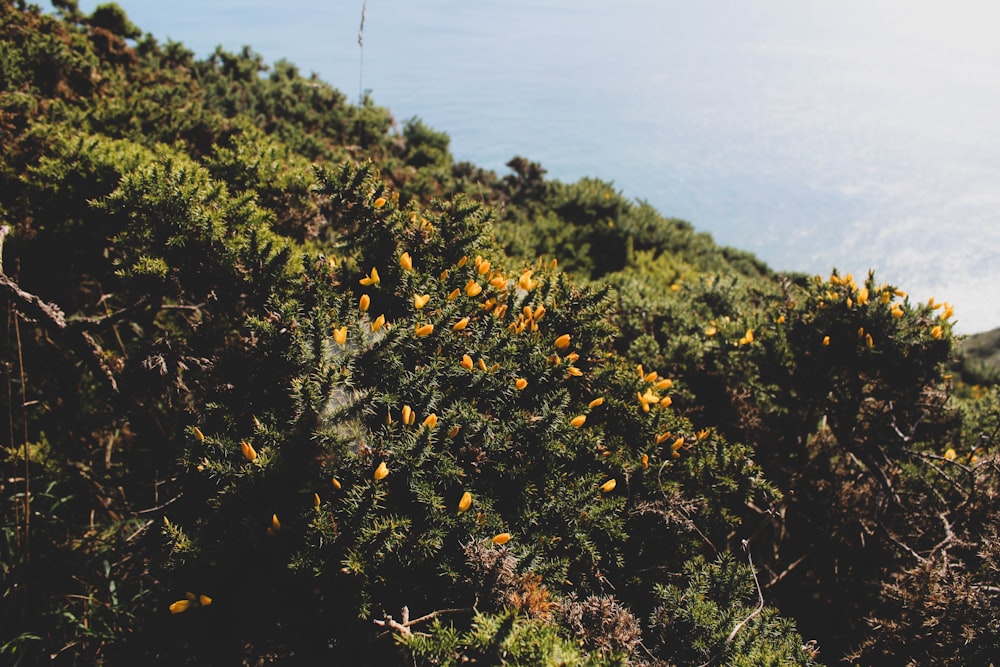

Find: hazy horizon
76;0;1000;333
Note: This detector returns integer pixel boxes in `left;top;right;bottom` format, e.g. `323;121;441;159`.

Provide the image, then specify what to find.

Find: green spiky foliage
2;2;998;665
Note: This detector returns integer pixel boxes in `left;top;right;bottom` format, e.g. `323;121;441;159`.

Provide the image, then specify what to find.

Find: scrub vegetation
1;2;998;664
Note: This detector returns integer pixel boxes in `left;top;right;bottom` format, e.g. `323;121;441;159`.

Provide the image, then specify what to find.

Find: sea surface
77;0;1000;333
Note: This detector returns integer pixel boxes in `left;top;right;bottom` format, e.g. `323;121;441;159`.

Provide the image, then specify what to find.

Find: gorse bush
1;2;998;665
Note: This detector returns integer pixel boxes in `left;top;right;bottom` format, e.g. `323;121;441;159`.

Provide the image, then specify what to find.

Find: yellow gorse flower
359;267;380;287
447;424;460;438
518;269;537;291
331;478;342;490
464;280;483;297
447;288;460;300
856;287;869;306
422;413;438;429
452;317;470;331
266;513;281;537
570;414;587;428
739;329;754;345
588;397;605;409
374;461;390;481
823;335;831;346
600;479;617;493
458;491;472;513
554;334;571;350
477;259;491;275
931;325;943;339
641;453;649;469
566;366;583;377
314;493;321;510
241;440;257;463
192;426;205;442
705;326;718;337
944;448;957;461
456;255;469;268
492;532;511;545
373;196;387;208
515;378;528;390
461;354;474;370
359;294;371;311
654;378;673;391
402;405;415;426
415;323;434;337
333;326;348;346
413;293;431;309
169;599;193;614
371;314;386;332
400;252;413;271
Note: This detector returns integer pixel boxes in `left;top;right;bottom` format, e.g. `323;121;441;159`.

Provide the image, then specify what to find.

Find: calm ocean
76;0;1000;333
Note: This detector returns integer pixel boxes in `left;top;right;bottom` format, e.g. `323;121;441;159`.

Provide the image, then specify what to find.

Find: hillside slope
1;2;998;665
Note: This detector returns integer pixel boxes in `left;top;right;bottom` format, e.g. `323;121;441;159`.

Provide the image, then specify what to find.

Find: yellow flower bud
823;335;830;346
492;532;511;545
533;305;546;320
359;294;371;311
331;478;342;490
654;378;673;391
373;196;387;209
554;334;571;350
600;479;617;493
461;354;474;370
566;366;583;377
456;255;468;268
415;323;434;337
266;513;281;537
447;425;460;438
399;252;413;271
641;453;649;469
198;594;212;607
374;461;389;481
458;491;472;513
453;317;470;331
570;414;587;428
447;288;460;300
422;413;438;429
705;326;717;337
169;599;193;614
192;426;205;442
644;371;658;383
333;326;348;346
588;397;605;409
931;325;943;339
370;314;386;332
402;405;415;425
515;378;528;390
944;448;957;461
241;440;257;463
313;493;321;510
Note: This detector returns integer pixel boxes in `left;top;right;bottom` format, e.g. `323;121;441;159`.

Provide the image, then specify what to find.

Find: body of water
78;0;1000;333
